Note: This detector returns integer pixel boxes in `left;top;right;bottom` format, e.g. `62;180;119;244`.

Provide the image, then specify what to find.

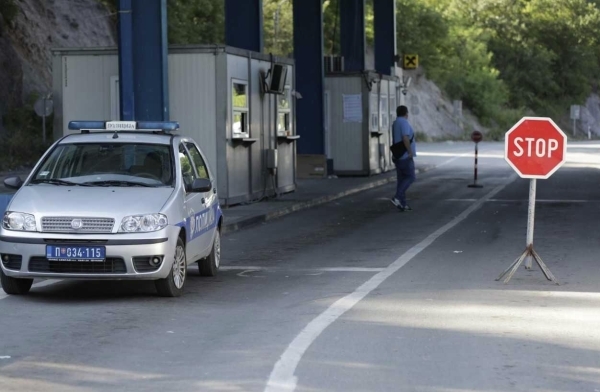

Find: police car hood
9;186;174;219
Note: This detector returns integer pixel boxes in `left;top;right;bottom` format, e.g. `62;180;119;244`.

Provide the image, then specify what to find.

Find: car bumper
0;227;180;280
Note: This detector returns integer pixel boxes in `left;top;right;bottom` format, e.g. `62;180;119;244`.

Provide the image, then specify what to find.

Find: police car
0;121;222;297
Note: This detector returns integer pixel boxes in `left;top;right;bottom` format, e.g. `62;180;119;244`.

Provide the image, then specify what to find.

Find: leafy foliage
395;0;600;132
0;94;52;170
0;0;19;25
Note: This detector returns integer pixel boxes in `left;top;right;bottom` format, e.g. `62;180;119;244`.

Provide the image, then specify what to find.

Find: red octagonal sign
505;117;567;179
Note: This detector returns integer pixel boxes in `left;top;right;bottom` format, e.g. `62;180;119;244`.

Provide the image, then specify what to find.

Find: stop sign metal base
496;245;559;285
496;179;559;285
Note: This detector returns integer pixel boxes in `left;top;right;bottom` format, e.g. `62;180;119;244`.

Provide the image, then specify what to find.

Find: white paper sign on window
342;94;363;123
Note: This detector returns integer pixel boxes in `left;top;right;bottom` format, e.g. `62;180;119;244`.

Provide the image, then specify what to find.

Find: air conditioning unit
324;55;344;73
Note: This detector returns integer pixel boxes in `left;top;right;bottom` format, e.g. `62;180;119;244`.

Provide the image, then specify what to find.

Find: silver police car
0;121;222;297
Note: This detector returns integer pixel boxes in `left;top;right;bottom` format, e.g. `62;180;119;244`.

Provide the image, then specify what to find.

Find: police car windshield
31;143;174;187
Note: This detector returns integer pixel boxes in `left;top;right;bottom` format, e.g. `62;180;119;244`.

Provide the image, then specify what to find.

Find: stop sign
505;117;567;179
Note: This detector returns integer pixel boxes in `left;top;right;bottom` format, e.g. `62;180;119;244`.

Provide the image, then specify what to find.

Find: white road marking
444;199;596;203
264;174;518;392
428;153;471;169
417;152;504;159
0;279;63;301
32;279;63;288
221;266;386;273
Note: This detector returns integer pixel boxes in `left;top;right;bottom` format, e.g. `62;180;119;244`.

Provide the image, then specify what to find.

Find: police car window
31;143;174;187
185;142;209;180
179;144;197;191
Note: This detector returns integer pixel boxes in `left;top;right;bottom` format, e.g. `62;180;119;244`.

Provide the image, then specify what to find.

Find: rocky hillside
0;0;115;127
401;68;489;140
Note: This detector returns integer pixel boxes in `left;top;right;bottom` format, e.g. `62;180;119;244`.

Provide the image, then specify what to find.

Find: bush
0;96;53;171
0;0;19;25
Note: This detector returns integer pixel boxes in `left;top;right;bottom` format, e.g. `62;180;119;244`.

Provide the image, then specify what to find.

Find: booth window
370;93;379;131
277;86;291;136
232;81;249;139
389;94;397;130
185;142;210;180
380;95;389;131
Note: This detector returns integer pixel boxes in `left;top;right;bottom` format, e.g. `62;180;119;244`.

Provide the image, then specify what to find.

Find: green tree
168;0;224;45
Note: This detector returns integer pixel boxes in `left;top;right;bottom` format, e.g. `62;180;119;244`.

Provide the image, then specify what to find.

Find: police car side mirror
191;178;212;193
4;176;23;190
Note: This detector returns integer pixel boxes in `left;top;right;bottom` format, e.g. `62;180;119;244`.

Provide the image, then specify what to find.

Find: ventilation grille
41;217;115;234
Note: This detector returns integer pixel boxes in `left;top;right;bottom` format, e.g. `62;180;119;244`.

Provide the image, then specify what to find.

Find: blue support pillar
225;0;264;52
117;0;169;121
118;0;135;120
374;0;397;75
293;0;325;155
340;0;366;72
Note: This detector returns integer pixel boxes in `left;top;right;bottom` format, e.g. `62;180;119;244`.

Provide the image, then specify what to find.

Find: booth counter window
380;95;389;131
370;93;379;132
277;86;292;136
389;94;397;131
232;81;249;139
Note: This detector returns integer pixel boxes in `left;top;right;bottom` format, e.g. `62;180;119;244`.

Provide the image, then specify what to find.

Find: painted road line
0;279;63;301
444;199;598;203
429;153;471;169
264;174;519;392
417;152;505;159
220;266;386;273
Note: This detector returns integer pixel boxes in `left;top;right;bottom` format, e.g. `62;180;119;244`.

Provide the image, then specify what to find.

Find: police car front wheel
155;237;187;297
1;270;33;295
199;229;220;277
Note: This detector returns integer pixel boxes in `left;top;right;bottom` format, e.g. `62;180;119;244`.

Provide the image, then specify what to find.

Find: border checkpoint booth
323;66;402;177
51;45;298;207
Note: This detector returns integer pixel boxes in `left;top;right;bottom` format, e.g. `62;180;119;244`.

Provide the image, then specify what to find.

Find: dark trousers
394;158;415;205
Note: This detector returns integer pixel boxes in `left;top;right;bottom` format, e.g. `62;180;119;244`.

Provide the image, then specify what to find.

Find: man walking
390;105;416;211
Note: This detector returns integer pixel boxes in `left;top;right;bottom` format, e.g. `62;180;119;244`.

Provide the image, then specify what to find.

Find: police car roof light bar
68;121;180;133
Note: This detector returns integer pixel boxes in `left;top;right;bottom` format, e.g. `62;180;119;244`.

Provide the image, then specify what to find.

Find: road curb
222;164;437;235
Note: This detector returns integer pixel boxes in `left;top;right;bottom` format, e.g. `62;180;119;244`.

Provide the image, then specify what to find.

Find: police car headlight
2;212;37;231
119;214;168;233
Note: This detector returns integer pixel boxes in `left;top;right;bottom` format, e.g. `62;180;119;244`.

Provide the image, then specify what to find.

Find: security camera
402;89;408;96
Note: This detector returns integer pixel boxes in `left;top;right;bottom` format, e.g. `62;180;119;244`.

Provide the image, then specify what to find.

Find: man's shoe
390;198;400;207
401;204;413;211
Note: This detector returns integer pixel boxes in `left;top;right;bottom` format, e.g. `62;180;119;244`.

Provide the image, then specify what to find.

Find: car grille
1;254;22;271
41;217;115;234
28;257;126;274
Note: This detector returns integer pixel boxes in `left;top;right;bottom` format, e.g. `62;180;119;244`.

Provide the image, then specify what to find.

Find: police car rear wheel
155;237;186;297
0;269;33;295
199;229;220;277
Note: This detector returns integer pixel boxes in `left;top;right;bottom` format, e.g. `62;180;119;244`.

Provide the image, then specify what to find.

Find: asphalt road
1;141;599;392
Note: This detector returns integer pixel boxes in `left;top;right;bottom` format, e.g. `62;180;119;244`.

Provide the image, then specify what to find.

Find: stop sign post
497;117;566;285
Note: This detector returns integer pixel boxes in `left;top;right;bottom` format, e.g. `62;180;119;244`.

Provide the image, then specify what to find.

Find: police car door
178;142;207;261
184;141;217;256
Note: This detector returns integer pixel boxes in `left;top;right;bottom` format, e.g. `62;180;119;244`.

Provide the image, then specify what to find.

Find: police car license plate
46;245;106;262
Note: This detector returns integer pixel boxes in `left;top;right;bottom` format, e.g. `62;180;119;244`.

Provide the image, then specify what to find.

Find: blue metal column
293;0;325;155
340;0;366;72
225;0;264;52
118;0;135;120
117;0;169;121
374;0;397;75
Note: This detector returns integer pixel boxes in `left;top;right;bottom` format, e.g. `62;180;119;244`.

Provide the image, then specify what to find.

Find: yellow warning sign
403;54;419;69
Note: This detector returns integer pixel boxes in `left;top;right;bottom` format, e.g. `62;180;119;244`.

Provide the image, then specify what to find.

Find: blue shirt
392;117;416;160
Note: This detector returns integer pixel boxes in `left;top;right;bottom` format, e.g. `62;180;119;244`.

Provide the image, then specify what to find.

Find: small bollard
468;131;483;188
